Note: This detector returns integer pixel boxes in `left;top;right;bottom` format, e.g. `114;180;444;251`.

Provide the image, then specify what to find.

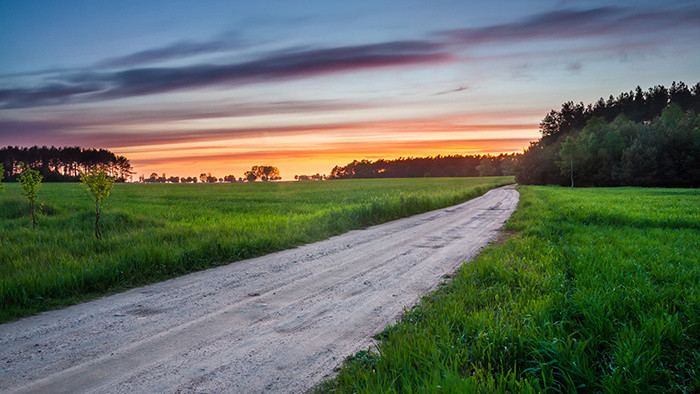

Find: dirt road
0;185;518;393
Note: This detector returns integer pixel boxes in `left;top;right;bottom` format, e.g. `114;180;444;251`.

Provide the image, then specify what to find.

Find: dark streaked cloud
1;113;538;149
128;138;536;166
100;40;449;99
443;6;700;44
433;85;468;96
0;40;449;109
0;82;103;108
567;62;583;72
0;98;371;137
0;119;80;145
0;32;244;78
3;6;698;110
445;7;623;43
96;38;241;69
0;67;80;79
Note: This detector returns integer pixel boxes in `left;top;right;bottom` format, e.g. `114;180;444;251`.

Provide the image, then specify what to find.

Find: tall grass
321;186;699;392
0;177;512;322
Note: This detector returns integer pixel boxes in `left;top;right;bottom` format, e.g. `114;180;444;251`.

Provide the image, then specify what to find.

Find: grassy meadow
0;176;512;322
322;186;700;392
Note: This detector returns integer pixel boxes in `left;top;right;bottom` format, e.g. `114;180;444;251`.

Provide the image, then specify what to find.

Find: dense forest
0;146;133;182
516;82;700;187
329;154;517;179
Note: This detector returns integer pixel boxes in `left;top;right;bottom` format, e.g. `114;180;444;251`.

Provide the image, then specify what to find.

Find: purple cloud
0;82;103;108
2;6;699;110
101;41;449;97
0;40;449;109
443;6;700;44
0;32;244;78
96;38;243;69
0;98;370;137
0;115;538;149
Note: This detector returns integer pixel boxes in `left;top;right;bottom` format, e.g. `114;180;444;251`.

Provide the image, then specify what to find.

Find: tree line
328;154;517;179
139;165;281;183
516;81;700;187
295;174;326;181
8;82;697;188
0;146;133;182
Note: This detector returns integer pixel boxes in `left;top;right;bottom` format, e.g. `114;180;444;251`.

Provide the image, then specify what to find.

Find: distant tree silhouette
245;166;281;181
329;154;518;179
143;173;158;183
295;173;325;181
0;146;133;182
140;173;212;183
141;172;205;184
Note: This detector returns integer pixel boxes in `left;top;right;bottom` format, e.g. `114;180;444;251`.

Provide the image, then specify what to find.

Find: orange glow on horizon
109;112;542;180
122;137;536;181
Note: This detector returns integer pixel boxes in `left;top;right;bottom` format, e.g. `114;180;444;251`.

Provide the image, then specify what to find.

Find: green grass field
0;176;512;322
321;186;700;393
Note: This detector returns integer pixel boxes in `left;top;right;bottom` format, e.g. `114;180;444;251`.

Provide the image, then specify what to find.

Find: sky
1;0;699;180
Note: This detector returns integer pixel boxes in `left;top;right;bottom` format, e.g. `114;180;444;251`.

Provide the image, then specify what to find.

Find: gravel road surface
0;184;518;393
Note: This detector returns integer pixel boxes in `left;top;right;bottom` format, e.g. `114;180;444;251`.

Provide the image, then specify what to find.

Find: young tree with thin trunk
80;166;115;239
0;163;4;192
559;136;583;187
18;163;43;228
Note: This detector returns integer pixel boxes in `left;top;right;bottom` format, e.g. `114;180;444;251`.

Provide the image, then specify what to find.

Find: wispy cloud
0;32;244;78
433;85;468;96
0;98;371;139
96;40;235;69
127;138;536;167
2;5;698;110
0;110;539;149
96;32;245;68
442;6;700;44
0;40;450;109
99;41;450;98
0;82;102;108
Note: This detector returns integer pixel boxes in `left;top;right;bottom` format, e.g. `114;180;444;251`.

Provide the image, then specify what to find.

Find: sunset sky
1;0;699;179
